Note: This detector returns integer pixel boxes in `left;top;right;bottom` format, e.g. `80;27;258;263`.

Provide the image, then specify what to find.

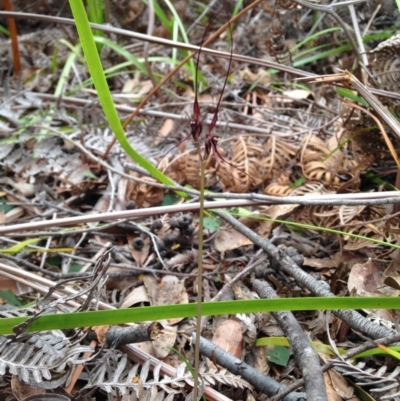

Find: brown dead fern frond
126;172;165;207
264;182;292;196
263;136;297;177
300;135;347;187
218;137;264;192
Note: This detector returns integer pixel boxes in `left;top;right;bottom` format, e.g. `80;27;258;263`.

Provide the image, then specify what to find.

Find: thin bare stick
2;192;400;234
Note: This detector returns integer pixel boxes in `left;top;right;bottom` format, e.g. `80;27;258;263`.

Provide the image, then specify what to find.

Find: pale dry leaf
144;275;188;325
121;285;150;308
348;260;384;297
214;229;253;253
302;257;336;270
324;369;355;401
281;89;312;100
158;118;174;138
211;319;243;359
238;67;271;85
231;280;258;300
258;204;299;236
143;275;159;305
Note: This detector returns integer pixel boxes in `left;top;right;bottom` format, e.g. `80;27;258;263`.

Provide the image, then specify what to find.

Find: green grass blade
292;27;342;51
93;36;147;74
54;40;82;96
1;296;400;335
293;44;352;67
234;209;399;250
68;0;184;194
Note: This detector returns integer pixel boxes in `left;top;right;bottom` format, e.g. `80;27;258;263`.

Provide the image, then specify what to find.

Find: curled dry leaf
383;261;400;290
214;229;253;253
121;285;150;308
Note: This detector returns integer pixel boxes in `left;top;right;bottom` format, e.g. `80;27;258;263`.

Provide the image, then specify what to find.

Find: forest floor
1;0;400;400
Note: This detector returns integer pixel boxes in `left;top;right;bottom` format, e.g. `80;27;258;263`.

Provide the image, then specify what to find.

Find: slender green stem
193;156;206;401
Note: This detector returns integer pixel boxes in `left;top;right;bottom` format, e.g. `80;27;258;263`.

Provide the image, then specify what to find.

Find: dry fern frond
338;205;366;225
83;353;190;399
370;33;400;92
289;182;330;196
202;367;253;390
266;11;292;65
184;153;203;188
263;136;297;177
159;156;187;184
0;334;93;388
300;135;345;186
218;137;264;192
126;171;165;207
264;182;292;196
333;358;400;399
344;211;399;251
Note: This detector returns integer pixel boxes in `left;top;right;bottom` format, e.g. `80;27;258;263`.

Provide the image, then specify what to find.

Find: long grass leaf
2;296;400;335
68;0;184;194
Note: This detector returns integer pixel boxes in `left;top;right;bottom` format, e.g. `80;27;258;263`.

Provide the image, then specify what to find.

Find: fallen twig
215;211;396;339
192;333;307;400
253;279;327;401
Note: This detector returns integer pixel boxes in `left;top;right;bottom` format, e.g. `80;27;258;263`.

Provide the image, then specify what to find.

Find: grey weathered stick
215;211;395;339
253;279;327;401
192;333;306;401
274;333;400;400
88;322;162;346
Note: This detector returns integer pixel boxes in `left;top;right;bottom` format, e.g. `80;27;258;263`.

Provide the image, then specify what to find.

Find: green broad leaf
266;345;290;367
0;198;14;213
202;216;221;231
46;256;61;267
83;171;98;179
0;290;23;307
161;194;180;206
256;336;343;357
69;264;84;273
290;176;306;189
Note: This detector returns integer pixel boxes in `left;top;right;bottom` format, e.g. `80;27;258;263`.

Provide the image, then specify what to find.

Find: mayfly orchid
189;8;254;185
159;6;254;186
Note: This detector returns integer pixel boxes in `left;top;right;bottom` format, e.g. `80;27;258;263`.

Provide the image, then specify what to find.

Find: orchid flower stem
193;151;207;401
